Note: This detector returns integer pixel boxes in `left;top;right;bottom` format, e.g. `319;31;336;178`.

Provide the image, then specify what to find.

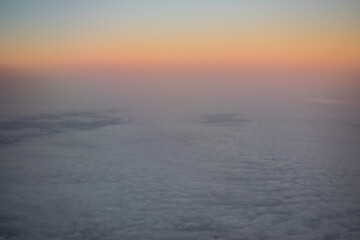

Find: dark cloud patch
0;110;131;146
202;114;252;126
0;135;21;146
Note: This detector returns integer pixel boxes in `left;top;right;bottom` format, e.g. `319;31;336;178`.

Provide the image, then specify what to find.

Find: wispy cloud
308;98;358;106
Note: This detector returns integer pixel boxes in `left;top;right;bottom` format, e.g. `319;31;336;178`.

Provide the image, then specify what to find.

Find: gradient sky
1;0;359;71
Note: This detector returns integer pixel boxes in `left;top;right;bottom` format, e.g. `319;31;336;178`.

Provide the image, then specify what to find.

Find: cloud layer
0;110;359;239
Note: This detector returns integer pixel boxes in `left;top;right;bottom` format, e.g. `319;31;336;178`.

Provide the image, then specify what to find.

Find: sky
1;2;360;239
0;0;359;72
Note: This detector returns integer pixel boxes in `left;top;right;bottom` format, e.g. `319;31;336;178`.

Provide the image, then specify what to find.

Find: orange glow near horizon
0;1;359;73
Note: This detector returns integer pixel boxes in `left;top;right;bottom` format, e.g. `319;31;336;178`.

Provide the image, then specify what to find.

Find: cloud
0;109;359;240
0;110;131;146
201;114;252;126
308;98;357;106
